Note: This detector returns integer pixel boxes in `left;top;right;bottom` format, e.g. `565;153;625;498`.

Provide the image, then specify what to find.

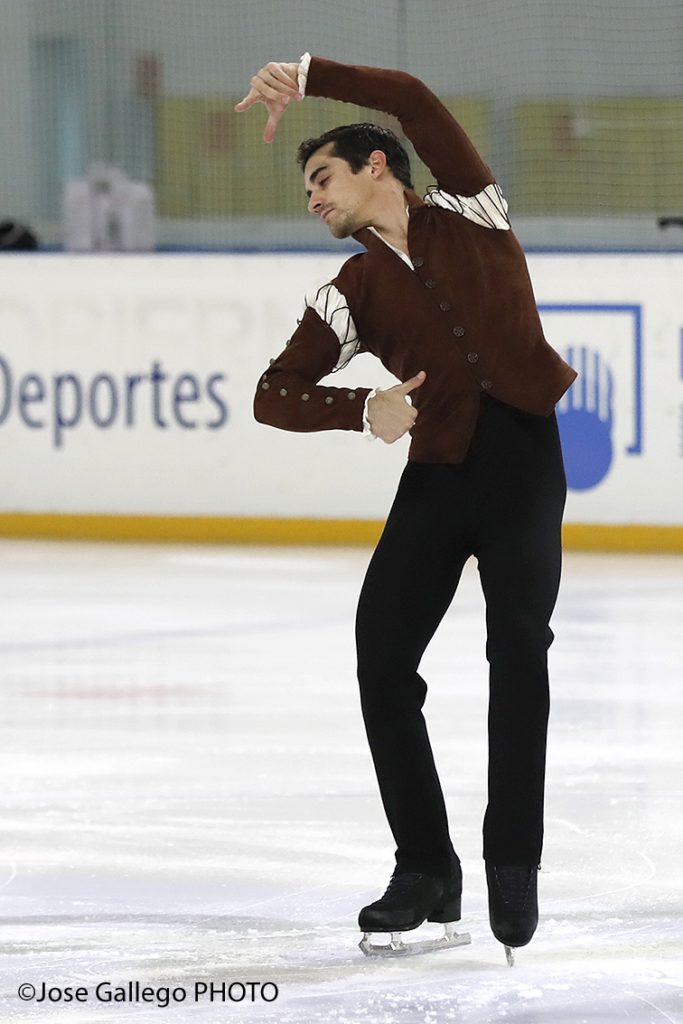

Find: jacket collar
405;187;425;210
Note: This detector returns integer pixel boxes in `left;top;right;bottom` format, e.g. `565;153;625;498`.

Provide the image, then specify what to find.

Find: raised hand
234;61;301;143
367;371;427;443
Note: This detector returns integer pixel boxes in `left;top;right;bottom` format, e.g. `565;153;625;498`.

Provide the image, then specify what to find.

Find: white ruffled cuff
362;389;378;440
298;52;312;97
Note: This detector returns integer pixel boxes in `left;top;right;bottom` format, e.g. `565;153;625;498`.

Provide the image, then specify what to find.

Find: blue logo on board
556;346;615;490
540;304;643;492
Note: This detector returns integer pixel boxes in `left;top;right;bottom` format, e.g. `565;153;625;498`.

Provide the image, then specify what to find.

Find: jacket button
261;381;270;390
325;396;334;405
301;393;310;401
425;279;435;288
279;388;288;397
348;391;356;400
452;326;465;337
412;257;424;268
467;352;479;363
481;379;493;390
439;301;451;312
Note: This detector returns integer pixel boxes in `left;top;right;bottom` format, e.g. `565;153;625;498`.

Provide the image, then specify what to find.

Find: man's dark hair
297;123;414;189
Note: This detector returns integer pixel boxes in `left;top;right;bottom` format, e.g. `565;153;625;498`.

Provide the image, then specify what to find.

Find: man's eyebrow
305;164;329;198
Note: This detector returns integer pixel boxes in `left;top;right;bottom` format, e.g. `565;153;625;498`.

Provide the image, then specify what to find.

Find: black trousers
355;394;567;879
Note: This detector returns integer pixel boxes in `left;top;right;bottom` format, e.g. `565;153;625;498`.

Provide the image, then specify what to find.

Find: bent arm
254;307;371;433
304;55;494;198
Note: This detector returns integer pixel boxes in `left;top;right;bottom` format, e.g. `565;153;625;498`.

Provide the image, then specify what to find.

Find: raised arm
236;55;493;198
304;55;494;199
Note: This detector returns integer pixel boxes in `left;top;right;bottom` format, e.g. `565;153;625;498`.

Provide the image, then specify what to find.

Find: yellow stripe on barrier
0;513;382;546
0;513;681;553
563;523;683;553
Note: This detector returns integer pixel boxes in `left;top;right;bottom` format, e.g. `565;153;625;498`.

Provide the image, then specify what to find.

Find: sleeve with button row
253;306;371;433
304;56;493;199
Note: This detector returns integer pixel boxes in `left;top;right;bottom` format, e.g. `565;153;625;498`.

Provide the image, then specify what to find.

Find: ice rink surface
0;539;681;1024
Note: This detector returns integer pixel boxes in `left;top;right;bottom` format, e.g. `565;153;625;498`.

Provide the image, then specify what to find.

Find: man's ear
368;149;389;177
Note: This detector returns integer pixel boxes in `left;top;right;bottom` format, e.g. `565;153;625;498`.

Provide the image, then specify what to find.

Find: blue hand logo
557;346;615;491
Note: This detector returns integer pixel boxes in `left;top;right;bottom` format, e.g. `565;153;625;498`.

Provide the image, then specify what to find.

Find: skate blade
359;924;471;958
505;945;515;967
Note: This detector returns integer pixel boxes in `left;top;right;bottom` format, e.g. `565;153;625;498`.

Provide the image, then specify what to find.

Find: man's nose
308;193;322;215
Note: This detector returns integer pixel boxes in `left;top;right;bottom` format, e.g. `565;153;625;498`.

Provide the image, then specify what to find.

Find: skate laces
382;871;425;899
494;866;534;911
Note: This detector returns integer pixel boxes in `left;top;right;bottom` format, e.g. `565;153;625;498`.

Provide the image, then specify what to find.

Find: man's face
304;143;374;238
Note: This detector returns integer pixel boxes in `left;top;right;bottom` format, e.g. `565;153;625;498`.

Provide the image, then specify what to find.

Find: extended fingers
262;99;289;143
234;87;260;112
235;60;301;118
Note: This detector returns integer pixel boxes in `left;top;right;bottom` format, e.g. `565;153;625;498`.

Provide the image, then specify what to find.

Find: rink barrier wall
0;514;681;553
0;253;682;532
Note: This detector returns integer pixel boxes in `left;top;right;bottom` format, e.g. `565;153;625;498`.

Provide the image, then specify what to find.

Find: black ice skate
358;869;471;957
485;863;539;966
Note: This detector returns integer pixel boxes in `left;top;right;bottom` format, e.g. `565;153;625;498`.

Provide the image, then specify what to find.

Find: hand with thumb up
366;370;426;444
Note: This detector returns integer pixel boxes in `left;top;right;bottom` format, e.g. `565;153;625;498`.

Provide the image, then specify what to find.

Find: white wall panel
0;253;680;525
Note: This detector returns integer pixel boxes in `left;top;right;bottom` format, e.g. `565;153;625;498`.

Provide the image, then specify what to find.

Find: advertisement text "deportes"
0;356;229;449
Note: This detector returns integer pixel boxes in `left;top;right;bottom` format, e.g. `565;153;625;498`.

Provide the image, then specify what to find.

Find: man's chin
326;217;353;239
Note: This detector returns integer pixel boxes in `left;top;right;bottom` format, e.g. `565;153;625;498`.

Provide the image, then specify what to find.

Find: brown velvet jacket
254;56;577;463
